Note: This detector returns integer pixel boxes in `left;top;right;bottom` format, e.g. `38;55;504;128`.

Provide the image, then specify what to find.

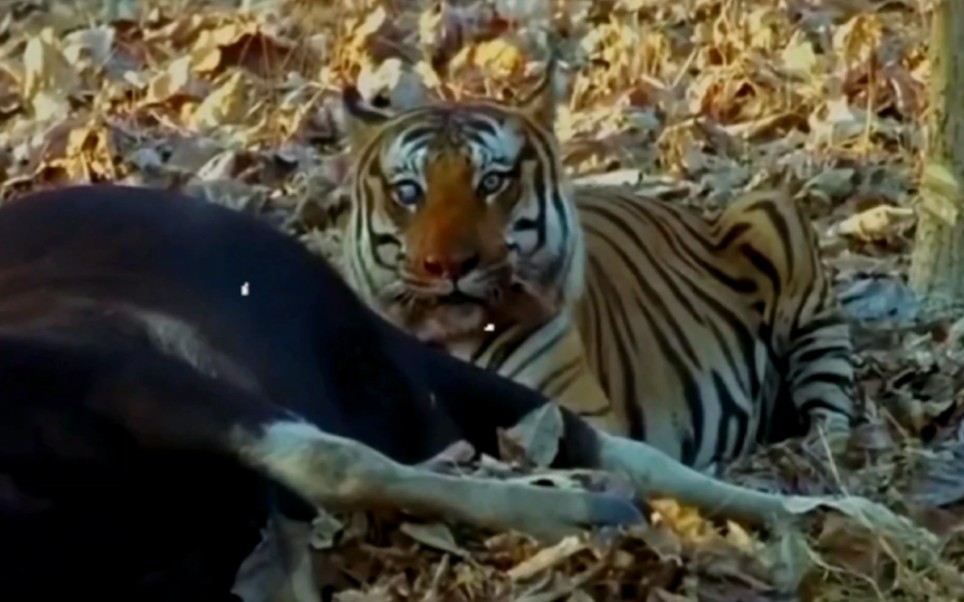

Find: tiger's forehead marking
379;108;527;176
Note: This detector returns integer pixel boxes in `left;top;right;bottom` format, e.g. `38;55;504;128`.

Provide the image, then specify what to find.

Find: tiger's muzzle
384;253;515;344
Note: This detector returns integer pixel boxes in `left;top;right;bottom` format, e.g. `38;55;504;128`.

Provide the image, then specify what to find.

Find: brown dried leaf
646;589;695;602
191;70;249;129
905;443;964;508
814;512;884;578
144;56;194;105
498;402;564;468
835;204;916;241
22;30;80;122
310;509;346;551
451;38;526;80
507;535;586;581
400;522;471;559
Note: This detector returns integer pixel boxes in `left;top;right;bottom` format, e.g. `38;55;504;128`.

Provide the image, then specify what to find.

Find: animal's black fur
0;185;633;600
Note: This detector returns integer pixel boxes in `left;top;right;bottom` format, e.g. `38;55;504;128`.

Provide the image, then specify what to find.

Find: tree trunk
909;0;964;315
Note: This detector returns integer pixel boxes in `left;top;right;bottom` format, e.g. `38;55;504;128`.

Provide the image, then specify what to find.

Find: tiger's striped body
472;187;855;468
338;77;855;470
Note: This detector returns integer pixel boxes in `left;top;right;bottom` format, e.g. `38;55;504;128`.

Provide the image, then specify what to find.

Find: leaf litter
1;0;963;600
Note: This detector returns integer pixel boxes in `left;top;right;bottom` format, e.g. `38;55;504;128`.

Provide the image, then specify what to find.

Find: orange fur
405;153;509;280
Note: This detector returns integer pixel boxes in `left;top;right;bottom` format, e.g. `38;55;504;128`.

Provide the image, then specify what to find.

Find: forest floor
0;0;962;600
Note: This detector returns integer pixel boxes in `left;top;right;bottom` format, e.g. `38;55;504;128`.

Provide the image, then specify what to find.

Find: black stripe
583;205;706;341
587;255;644;439
596;266;695;445
799;397;854;419
528;156;549;251
793;345;852;366
746;198;794;270
399;125;441;147
705;317;750;400
464;116;499;138
740;243;782;302
485;322;548;372
791;325;847;353
513;218;539;232
583;264;610;387
542;358;585;399
506;324;569;380
470;328;506;364
583;220;702;372
716;222;751;250
350;205;384;296
790;312;846;341
788;277;817;337
461;129;489;147
670;264;763;402
712;370;749;462
369;231;401;270
523;121;569;247
680;379;701;466
792;371;854;393
619;199;757;294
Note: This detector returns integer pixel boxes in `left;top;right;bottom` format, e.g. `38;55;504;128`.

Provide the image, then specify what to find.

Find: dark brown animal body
0;185;641;600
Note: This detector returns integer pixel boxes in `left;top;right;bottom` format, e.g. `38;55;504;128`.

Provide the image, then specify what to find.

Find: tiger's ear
515;55;560;131
341;86;394;152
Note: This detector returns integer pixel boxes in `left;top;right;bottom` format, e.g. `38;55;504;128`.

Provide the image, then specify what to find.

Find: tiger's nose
422;252;481;279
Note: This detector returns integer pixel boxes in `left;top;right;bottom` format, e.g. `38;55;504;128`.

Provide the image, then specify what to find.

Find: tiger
336;63;856;471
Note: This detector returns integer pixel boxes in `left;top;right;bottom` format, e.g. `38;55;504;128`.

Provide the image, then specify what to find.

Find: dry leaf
838;276;920;324
62;26;116;69
507;535;586;581
498;402;564;468
144;56;193;105
646;589;694;602
400;522;471;559
310;509;346;551
782;495;939;566
781;32;820;77
835;204;916;240
191;70;249;129
22;30;80;122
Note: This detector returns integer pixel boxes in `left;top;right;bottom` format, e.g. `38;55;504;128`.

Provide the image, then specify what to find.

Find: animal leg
46;336;645;543
419;337;806;526
712;189;857;448
593;431;795;525
231;420;641;542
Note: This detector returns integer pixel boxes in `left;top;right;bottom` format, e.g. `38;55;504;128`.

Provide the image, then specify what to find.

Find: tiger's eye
479;172;507;196
394;181;423;206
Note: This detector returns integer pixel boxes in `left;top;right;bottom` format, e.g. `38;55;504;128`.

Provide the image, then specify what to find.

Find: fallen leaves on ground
2;0;962;600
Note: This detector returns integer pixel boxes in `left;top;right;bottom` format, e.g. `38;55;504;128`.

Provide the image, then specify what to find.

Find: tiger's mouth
434;290;490;306
381;276;560;345
380;283;505;344
417;280;534;314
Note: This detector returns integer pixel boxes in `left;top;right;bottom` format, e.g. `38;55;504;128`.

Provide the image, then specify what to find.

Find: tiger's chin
385;281;563;347
392;302;491;345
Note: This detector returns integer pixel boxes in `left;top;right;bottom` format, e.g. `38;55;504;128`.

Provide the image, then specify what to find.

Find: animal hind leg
418;334;823;527
712;189;856;444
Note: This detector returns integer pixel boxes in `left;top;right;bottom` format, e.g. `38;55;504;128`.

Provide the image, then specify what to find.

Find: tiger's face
341;68;585;345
